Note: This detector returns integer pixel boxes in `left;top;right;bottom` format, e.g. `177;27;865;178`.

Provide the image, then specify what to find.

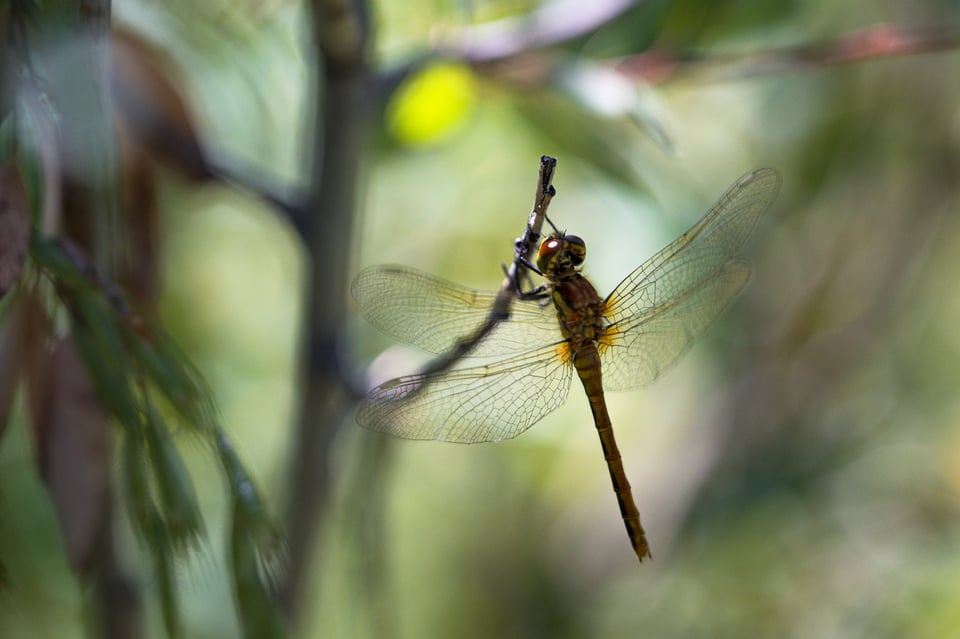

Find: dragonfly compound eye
564;235;587;266
536;236;564;272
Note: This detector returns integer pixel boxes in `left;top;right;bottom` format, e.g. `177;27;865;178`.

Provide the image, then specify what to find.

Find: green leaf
122;429;160;544
143;402;204;549
152;538;183;639
216;428;286;637
125;325;216;434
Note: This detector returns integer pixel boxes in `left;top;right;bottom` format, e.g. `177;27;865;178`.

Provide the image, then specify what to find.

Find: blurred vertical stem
49;0;121;273
282;0;370;627
39;0;136;636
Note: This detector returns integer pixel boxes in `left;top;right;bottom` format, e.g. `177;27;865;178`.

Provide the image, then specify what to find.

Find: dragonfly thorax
537;233;586;278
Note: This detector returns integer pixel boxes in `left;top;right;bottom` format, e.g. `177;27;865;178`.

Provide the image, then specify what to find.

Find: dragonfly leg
518;285;549;302
518;254;544;276
503;257;549;300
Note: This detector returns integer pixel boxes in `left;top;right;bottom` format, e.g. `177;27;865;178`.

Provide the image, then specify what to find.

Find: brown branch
617;24;960;83
379;21;960;108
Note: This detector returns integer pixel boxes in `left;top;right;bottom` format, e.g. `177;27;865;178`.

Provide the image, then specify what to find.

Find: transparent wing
604;168;779;325
357;343;573;443
600;260;750;390
351;265;561;357
599;168;780;390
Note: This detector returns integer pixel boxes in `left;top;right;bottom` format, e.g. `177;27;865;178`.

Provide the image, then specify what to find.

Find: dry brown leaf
33;336;111;575
0;318;16;441
21;287;53;439
112;28;211;181
116;116;160;302
111;27;207;303
0;162;30;298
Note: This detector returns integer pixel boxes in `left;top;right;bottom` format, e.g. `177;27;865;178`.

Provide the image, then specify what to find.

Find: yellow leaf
386;62;477;146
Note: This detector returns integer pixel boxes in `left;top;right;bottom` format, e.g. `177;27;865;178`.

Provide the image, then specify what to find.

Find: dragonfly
352;168;781;561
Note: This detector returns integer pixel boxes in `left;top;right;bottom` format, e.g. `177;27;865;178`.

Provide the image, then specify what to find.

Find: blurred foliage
385;62;478;145
2;0;960;638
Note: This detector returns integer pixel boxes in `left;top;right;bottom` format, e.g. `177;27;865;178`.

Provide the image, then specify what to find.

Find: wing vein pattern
600;168;780;390
352;265;561;357
357;343;572;443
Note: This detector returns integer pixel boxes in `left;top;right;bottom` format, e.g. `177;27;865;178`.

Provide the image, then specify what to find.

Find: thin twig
375;21;960;108
616;23;960;83
416;155;557;379
205;154;309;235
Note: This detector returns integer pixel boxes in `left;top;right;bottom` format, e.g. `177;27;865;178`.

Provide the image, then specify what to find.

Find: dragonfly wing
352;265;560;357
601;259;751;391
357;343;573;443
598;168;778;391
604;167;779;327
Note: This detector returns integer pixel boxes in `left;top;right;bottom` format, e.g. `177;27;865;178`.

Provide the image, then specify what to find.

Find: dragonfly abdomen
572;343;652;561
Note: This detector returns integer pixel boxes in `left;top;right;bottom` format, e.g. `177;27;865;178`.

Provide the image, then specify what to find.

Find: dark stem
280;0;370;628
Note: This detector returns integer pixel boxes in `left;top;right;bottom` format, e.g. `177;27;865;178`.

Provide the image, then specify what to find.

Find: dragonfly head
537;233;586;276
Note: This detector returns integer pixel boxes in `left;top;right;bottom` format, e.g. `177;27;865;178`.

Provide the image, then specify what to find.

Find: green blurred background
3;0;960;637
